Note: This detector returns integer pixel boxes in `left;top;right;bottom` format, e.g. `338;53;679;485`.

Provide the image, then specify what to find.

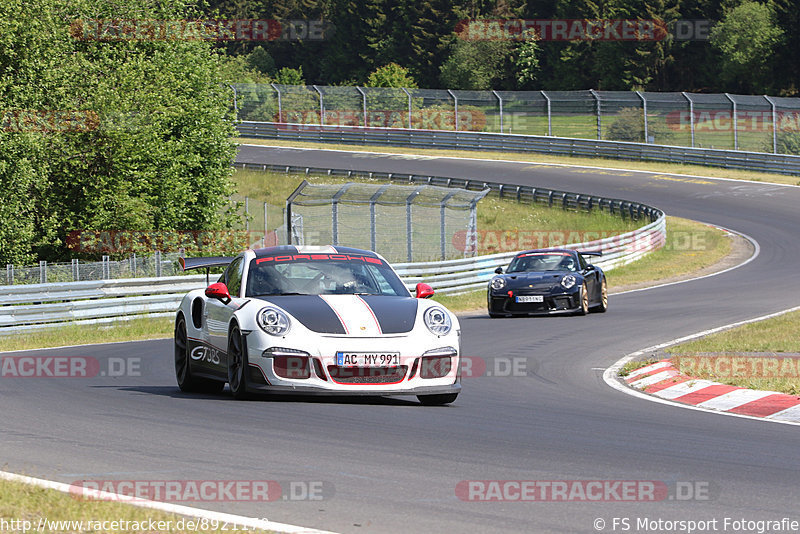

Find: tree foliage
709;1;784;93
0;0;239;263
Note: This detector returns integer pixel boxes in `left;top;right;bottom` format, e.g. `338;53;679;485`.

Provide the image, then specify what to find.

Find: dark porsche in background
487;249;608;317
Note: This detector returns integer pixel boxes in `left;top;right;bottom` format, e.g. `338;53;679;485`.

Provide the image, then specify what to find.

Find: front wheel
417;393;459;406
576;283;589;316
227;325;250;400
590;278;608;313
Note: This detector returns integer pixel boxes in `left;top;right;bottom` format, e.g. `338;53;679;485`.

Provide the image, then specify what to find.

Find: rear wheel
591;278;608;313
417;393;459;406
227;325;250;400
174;316;223;394
576;283;589;316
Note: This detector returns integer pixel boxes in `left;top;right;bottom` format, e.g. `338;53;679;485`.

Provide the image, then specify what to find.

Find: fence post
682;92;695;148
441;191;457;260
313;85;324;125
72;258;79;281
401;88;412;128
6;264;13;285
369;185;388;253
406;187;423;262
492;90;503;133
541;91;552;136
228;84;238;119
590;89;601;140
636;91;649;143
131;253;136;277
154;251;162;277
764;95;778;154
448;89;458;131
271;83;282;122
245;196;249;232
264;201;268;246
39;261;47;284
102;255;110;279
724;93;738;150
355;86;367;126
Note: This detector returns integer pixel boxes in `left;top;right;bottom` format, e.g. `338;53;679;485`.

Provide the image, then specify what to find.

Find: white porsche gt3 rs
174;245;461;405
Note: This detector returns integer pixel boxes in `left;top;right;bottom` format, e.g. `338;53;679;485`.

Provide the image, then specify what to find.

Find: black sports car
487;249;608;317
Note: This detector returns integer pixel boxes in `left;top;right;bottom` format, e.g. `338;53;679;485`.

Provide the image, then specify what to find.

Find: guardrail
0;166;664;333
237;121;800;176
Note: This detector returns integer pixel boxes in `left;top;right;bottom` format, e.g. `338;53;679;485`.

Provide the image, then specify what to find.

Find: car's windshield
506;252;578;273
245;254;410;297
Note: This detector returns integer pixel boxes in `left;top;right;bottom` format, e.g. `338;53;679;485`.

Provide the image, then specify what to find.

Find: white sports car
174;245;461;405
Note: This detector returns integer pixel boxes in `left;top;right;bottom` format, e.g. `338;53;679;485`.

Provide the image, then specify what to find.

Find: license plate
336;352;400;367
516;295;544;303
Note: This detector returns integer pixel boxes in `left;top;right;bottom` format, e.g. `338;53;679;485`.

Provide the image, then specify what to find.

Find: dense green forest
209;0;798;95
1;0;797;265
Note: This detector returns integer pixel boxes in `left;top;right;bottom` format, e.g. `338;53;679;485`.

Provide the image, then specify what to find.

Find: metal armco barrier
237;121;800;176
0;166;665;333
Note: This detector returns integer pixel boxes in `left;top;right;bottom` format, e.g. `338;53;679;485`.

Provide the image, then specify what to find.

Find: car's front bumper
488;290;581;316
244;331;461;395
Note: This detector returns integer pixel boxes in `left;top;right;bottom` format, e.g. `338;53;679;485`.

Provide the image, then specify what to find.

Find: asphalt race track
3;145;800;533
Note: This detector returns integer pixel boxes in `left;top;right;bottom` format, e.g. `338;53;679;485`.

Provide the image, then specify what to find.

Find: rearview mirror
205;282;232;303
415;283;435;299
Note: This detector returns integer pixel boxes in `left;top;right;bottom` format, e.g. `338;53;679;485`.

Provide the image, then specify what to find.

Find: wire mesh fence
285;181;489;262
232;83;800;154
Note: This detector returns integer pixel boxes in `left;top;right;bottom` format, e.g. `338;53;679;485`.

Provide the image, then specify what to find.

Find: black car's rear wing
179;256;234;284
579;251;603;257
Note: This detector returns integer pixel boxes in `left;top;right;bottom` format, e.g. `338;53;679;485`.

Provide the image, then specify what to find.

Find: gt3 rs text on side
174;246;461;405
487;249;608;317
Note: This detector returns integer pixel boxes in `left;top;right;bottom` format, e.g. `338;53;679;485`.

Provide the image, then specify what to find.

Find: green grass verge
234;137;799;186
618;358;659;377
0;478;270;533
663;310;800;395
0;317;174;352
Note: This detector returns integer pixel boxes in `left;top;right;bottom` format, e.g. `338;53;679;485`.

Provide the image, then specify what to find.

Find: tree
514;32;541;89
0;0;240;262
365;63;418;88
439;39;512;90
709;0;784;93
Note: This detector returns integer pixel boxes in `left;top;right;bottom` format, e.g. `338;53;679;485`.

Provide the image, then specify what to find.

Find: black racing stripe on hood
359;296;418;334
260;295;346;334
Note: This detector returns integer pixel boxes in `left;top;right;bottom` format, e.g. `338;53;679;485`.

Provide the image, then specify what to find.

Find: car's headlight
257;307;290;336
561;274;577;289
424;307;452;336
491;277;506;290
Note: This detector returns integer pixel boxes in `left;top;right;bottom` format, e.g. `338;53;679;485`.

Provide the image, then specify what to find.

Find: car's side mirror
205;282;232;304
415;283;435;299
585;264;595;271
495;267;503;274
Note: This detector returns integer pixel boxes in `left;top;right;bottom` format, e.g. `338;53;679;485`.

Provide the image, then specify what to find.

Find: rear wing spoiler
179;256;234;284
579;251;603;257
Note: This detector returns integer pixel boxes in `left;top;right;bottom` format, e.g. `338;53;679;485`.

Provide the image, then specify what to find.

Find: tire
590;278;608;313
576;283;589;316
227;324;250;400
174;316;224;394
417;393;459;406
